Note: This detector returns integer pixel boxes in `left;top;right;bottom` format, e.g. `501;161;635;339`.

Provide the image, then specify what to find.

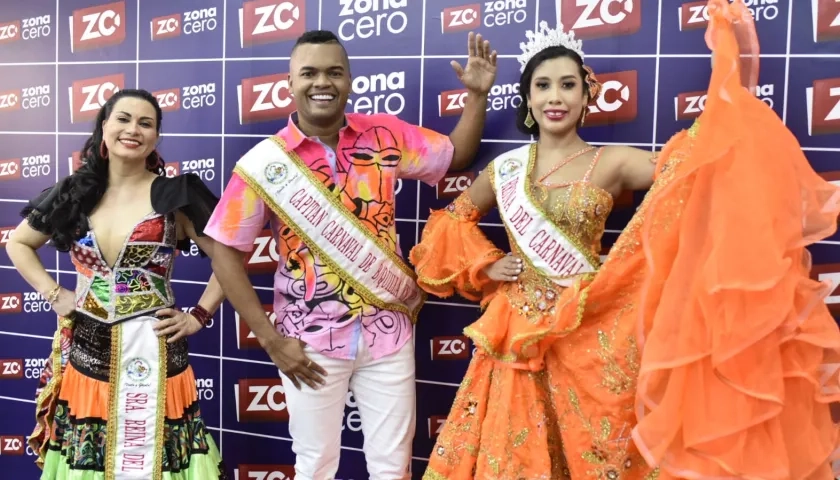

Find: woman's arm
7;220;75;315
153;212;227;342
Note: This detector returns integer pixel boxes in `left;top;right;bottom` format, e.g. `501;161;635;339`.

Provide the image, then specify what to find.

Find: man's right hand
263;334;327;390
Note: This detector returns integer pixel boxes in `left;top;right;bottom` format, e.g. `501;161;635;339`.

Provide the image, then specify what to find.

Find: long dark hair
515;46;590;137
31;89;165;252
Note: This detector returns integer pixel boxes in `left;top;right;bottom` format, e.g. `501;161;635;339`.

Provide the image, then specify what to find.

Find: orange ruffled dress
411;1;840;478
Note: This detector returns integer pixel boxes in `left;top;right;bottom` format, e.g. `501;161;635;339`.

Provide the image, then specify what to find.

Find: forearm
7;242;59;297
210;246;278;345
196;273;225;315
448;92;489;171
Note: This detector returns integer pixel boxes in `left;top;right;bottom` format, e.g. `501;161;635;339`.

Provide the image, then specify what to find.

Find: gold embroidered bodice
490;144;613;323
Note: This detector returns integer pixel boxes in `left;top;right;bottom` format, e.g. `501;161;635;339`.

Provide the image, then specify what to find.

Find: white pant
278;335;416;480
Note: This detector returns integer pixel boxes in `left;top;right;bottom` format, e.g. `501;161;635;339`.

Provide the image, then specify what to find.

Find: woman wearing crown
411;0;840;479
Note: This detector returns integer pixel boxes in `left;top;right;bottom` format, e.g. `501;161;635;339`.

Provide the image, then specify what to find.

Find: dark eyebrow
299;65;346;72
116;111;155;122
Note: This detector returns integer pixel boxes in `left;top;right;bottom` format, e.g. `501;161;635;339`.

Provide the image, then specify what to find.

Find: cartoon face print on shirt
339;126;401;247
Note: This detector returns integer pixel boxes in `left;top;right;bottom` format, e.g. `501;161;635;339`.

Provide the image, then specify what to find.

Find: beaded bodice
71;212;178;324
490;144;613;323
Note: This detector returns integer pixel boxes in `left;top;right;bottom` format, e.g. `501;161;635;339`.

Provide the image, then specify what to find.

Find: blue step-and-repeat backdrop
0;0;837;478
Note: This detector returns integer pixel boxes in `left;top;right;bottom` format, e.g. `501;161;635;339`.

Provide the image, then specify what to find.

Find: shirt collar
277;111;362;150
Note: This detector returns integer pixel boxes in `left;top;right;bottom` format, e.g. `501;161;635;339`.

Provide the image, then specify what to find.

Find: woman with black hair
6;89;228;479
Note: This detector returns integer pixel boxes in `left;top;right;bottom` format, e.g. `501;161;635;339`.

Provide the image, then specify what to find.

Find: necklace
536;145;596;187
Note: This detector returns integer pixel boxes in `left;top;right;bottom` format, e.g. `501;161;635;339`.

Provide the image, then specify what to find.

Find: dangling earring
99;141;109;159
524;109;535;128
579;108;588;127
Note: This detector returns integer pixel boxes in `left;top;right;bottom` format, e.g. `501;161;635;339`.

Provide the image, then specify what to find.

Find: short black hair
292;30;349;59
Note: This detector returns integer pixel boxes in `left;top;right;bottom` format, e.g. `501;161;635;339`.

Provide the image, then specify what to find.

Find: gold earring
524;110;535;128
579;109;588;127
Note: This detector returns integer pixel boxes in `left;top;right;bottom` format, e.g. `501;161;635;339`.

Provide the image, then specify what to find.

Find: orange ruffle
608;2;840;478
410;198;505;303
56;363;200;422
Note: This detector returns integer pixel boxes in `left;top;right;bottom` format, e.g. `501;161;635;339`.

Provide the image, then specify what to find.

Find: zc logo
69;1;126;53
238;73;295;124
436;172;476;200
431;335;472;360
427;415;447;438
810;261;840;315
438;88;468;117
0;227;15;247
0;359;23;379
152;88;180;112
0;159;21;181
235;379;289;422
560;0;641;40
0;90;20;111
69;74;125;123
235;464;296;480
807;77;840;136
239;0;305;48
0;293;22;313
585;70;638;126
678;0;708;30
235;304;275;349
441;4;480;33
0;436;25;455
814;0;840;43
0;21;20;44
675;90;707;121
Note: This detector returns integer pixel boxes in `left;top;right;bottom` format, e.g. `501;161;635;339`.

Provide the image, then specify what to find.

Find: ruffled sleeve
151;174;220;256
19;177;71;236
409;192;505;303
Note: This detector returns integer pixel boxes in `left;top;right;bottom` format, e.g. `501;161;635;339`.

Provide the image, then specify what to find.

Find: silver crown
517;21;584;72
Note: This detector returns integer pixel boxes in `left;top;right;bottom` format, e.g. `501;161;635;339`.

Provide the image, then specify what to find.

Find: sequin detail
72;212;177;324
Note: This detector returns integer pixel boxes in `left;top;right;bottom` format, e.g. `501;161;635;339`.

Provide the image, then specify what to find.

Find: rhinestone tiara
517;21;584;73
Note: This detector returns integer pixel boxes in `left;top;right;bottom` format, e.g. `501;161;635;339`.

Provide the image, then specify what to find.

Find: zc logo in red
239;0;305;48
438;88;468;117
675;90;707;121
236;464;296;480
436;172;475;200
164;162;180;178
152;87;180;112
441;4;480;33
559;0;641;40
0;227;15;247
585;70;638;126
151;14;181;41
0;293;22;313
431;335;471;360
678;1;708;30
70;1;126;53
808;77;840;136
0;159;21;180
236;378;289;422
0;21;20;44
815;0;840;43
70;74;125;123
0;359;23;379
236;304;276;349
428;415;447;438
0;436;25;455
0;90;20;111
238;73;295;125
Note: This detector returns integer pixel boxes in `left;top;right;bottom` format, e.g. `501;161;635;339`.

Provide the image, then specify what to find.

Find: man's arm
447;31;498;172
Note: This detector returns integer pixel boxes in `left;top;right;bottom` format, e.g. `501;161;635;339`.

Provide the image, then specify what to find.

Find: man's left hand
451;32;498;95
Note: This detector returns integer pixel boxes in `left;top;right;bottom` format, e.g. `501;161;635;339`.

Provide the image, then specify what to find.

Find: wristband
190;305;212;327
46;285;61;304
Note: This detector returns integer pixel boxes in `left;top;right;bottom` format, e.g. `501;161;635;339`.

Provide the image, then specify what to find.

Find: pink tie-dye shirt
205;112;454;360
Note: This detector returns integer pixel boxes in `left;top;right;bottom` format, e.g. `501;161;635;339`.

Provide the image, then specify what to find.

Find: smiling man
205;30;497;479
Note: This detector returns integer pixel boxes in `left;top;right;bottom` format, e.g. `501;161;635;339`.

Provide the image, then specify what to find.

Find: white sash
234;138;425;320
493;146;598;286
107;316;165;479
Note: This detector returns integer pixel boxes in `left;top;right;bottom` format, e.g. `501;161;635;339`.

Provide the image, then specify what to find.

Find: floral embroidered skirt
36;363;226;480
